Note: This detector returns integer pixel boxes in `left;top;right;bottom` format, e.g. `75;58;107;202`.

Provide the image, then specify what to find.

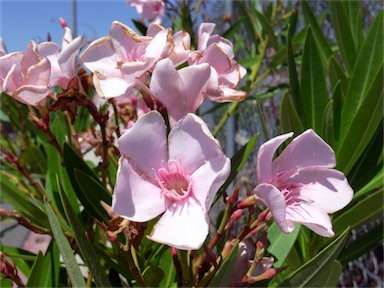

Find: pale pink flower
190;23;247;102
127;0;165;24
111;111;230;249
0;41;51;106
254;129;353;237
147;23;191;66
37;27;82;89
80;21;172;99
140;58;211;125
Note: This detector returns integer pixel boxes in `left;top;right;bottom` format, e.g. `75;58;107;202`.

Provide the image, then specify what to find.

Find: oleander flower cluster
0;15;355;287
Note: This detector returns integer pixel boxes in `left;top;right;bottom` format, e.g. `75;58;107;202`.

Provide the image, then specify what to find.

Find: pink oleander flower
127;0;165;24
37;27;82;89
111;111;230;249
143;58;211;125
254;129;353;237
80;21;172;99
147;23;191;66
190;23;247;102
0;41;51;106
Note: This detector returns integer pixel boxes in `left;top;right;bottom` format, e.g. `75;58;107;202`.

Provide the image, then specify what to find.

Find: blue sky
0;0;138;52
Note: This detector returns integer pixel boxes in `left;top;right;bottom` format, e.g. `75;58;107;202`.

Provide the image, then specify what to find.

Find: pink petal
93;72;130;98
273;129;336;176
286;203;334;237
191;154;231;212
208;86;246;103
289;167;353;213
257;132;293;183
145;28;172;61
206;35;234;59
146;23;163;37
118;111;167;177
110;21;144;60
120;59;154;84
80;36;118;74
200;44;232;74
26;57;51;86
179;63;211;116
58;36;82;78
22;41;41;71
62;27;74;49
150;58;185;122
198;23;216;51
0;52;23;79
169;30;191;66
148;198;209;250
14;85;50;106
112;158;166;222
168;113;226;175
253;183;293;233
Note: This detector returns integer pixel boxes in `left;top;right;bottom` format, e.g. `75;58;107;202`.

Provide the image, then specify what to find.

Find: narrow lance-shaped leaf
44;199;86;287
311;260;342;288
300;28;328;134
59;180;113;288
333;189;383;234
280;91;304;135
302;1;333;65
339;10;383;146
287;25;302;113
330;2;357;73
267;222;301;268
337;65;384;174
279;227;350;287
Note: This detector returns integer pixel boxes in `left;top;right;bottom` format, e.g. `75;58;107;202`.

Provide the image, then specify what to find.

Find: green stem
179;250;191;285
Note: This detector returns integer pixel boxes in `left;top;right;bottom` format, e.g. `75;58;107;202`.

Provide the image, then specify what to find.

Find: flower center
156;162;191;202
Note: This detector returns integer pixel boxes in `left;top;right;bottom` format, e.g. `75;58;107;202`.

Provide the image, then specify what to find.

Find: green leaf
63;143;110;222
132;19;147;35
337;65;383;174
208;243;239;287
339;10;383;147
287;25;302;114
342;1;363;50
311;260;342;287
59;183;113;287
45;116;80;216
159;249;176;287
300;28;328;134
26;241;60;288
328;56;348;98
280;91;304;135
252;7;279;49
142;266;164;287
302;1;333;65
44;199;86;287
20;146;47;175
330;2;357;73
279;227;349;287
333;189;383;234
213;134;259;205
338;225;383;265
74;169;110;223
0;172;49;228
322;99;335;147
353;167;383;201
267;222;301;267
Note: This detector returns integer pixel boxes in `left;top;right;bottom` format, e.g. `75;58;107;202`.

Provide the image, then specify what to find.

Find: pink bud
59;17;67;28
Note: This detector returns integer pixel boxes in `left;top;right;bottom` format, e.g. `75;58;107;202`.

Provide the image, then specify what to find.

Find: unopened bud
225;209;244;230
227;183;240;204
59;16;68;28
238;195;257;209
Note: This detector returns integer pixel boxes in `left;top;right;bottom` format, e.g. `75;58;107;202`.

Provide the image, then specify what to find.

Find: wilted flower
112;111;230;249
37;27;82;89
80;21;172;99
0;41;51;106
253;129;353;237
127;0;165;24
